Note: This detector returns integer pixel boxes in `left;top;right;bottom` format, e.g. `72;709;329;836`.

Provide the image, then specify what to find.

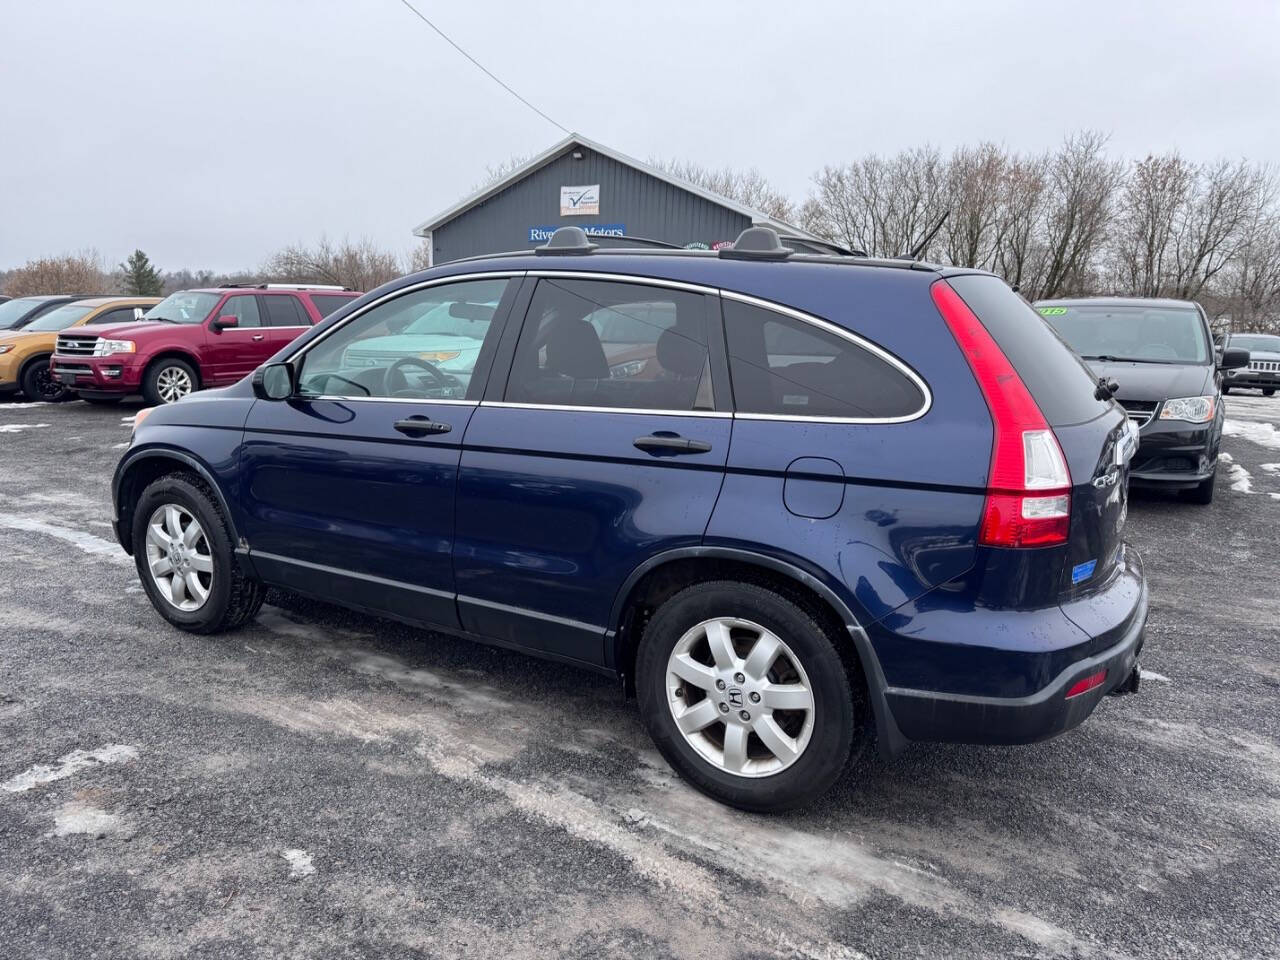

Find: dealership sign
528;224;625;242
560;184;600;216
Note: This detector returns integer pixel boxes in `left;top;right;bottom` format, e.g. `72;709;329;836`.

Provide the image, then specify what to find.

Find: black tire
1185;471;1215;505
1220;385;1230;395
636;580;863;812
1265;388;1276;397
131;472;265;634
143;358;199;405
20;357;70;402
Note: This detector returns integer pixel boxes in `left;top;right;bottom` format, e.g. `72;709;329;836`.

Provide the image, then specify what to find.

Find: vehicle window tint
220;295;262;328
262;295;305;327
723;299;924;419
310;294;354;319
95;307;142;326
506;278;712;411
295;278;509;401
950;277;1110;426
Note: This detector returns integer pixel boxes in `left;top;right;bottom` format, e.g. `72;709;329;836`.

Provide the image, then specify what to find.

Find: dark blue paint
114;249;1148;751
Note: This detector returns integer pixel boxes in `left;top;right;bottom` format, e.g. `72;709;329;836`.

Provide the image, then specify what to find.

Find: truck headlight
1159;395;1215;424
93;339;136;357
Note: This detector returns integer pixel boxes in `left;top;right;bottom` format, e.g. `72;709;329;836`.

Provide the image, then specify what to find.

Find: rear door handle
633;434;712;454
394;416;452;437
251;334;265;341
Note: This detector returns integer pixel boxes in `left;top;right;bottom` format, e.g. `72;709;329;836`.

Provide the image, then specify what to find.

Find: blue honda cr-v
113;226;1148;811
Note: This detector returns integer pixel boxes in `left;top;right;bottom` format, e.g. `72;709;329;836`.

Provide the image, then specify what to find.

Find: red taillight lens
1065;669;1108;699
931;280;1071;548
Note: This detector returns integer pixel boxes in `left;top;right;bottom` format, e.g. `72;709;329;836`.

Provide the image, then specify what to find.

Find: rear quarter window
310;294;356;319
947;275;1109;426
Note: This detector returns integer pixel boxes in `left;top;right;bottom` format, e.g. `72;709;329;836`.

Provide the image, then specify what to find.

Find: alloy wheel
156;366;193;403
33;366;67;402
144;504;213;611
665;617;815;777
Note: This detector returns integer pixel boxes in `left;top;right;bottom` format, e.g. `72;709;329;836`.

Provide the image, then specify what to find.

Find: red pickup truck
51;285;360;405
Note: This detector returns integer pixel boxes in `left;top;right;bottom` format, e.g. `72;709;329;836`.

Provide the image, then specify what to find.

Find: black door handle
394;416;452;437
633;434;712;454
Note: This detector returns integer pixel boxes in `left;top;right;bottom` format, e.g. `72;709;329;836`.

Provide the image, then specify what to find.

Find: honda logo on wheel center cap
726;688;743;708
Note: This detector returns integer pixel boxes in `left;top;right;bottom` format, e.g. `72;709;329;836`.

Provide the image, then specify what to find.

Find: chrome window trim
483;401;730;418
527;270;714;296
302;395;479;407
281;270;525;365
719;290;932;425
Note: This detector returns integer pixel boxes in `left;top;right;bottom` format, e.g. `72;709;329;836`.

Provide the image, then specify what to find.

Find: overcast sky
3;0;1278;272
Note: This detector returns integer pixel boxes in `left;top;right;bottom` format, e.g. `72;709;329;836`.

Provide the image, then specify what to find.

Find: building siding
430;145;752;263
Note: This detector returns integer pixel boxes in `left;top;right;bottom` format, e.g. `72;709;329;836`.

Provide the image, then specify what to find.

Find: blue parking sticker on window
1072;559;1097;584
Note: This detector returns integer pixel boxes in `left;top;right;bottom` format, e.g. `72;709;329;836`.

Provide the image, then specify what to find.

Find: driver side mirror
252;362;295;400
1219;347;1250;370
211;315;239;332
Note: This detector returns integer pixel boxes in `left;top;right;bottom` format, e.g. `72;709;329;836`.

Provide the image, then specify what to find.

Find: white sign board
560;184;600;217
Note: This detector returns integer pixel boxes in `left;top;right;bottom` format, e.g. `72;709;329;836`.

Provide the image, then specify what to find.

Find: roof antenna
899;211;949;261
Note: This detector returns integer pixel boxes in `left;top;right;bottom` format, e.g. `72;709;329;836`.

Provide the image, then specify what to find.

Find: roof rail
220;282;351;291
718;226;792;261
534;226;598;255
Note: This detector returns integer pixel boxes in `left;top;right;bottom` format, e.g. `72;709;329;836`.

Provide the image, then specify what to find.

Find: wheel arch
17;351;54;389
608;546;908;757
144;350;203;386
114;448;240;558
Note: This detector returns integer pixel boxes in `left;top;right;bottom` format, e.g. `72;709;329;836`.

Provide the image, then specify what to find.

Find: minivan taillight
931;281;1071;547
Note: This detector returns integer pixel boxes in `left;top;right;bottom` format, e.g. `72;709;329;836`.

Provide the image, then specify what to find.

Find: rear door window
505;278;713;411
262;295;306;327
722;298;926;419
948;276;1109;426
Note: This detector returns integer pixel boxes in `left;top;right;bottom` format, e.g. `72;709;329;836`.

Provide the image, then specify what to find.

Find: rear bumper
49;355;145;394
877;547;1148;746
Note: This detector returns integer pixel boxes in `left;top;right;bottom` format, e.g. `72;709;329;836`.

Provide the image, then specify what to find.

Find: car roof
1035;296;1200;310
75;296;164;308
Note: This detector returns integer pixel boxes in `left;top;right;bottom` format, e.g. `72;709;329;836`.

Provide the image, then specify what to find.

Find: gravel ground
0;393;1278;959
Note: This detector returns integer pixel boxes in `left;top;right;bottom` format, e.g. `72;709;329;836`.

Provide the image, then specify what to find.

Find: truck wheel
144;358;198;405
636;580;863;812
20;357;69;402
131;472;265;634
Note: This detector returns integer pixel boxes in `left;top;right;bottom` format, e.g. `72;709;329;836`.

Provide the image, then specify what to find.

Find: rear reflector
1065;669;1108;699
931;281;1071;547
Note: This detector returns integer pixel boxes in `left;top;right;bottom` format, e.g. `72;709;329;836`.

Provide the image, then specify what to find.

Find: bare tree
653;158;797;223
993;152;1050;292
1219;170;1280;332
2;250;113;296
1168;160;1262;300
263;237;403;291
1107;153;1194;296
941;143;1009;269
472;154;531;192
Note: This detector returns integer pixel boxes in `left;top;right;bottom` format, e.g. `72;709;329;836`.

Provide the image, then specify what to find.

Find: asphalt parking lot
1;395;1278;960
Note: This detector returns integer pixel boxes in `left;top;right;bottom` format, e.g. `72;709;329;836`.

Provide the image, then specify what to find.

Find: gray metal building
412;133;830;264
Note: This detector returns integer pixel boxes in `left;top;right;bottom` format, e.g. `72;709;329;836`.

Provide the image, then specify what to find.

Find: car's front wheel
636;581;862;812
1265;388;1276;397
144;358;198;405
131;473;265;633
20;358;70;402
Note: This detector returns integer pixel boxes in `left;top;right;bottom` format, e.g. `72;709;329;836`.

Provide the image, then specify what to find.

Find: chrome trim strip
303;395;478;407
457;593;602;635
526;270;714;296
250;551;454;600
482;401;729;418
281;270;525;365
720;290;933;425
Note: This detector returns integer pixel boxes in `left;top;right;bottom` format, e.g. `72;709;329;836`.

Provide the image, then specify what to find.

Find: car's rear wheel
1265;388;1276;397
636;581;861;812
20;358;70;402
1221;385;1231;395
144;358;198;405
132;473;265;633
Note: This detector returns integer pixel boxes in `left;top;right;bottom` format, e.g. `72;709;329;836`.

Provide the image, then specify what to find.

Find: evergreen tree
120;249;163;296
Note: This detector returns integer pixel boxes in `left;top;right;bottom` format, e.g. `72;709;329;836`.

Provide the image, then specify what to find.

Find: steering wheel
386;356;449;397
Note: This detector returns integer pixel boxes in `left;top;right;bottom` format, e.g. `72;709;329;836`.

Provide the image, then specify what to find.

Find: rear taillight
931;280;1071;548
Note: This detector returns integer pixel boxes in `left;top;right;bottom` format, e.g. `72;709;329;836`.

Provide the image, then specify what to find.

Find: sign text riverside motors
528;224;626;242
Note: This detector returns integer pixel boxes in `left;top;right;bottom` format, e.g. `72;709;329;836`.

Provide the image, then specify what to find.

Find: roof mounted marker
535;226;598;255
718;227;792;261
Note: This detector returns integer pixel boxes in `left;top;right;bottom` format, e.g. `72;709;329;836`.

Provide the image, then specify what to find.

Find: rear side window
505;278;713;412
310;294;354;319
723;299;925;419
948;276;1109;426
262;295;306;327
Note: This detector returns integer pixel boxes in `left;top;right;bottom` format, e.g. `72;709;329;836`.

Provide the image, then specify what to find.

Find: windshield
396;300;496;338
1229;334;1280;353
1037;304;1210;364
145;291;221;324
23;303;96;332
0;298;44;330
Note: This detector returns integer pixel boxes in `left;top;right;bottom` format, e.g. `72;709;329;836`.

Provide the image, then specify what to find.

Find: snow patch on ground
281;848;315;878
1261;463;1280;474
1;744;138;794
0;514;129;562
0;423;50;433
47;801;131;838
1140;669;1172;683
1224;419;1280;451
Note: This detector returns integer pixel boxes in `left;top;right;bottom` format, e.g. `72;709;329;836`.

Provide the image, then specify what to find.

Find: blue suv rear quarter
113;233;1147;811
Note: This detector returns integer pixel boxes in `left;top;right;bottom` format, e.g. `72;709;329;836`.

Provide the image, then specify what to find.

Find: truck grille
56;335;99;356
1248;359;1279;373
1117;399;1158;428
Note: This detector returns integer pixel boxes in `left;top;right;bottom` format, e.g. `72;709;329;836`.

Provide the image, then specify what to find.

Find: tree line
3;132;1277;331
